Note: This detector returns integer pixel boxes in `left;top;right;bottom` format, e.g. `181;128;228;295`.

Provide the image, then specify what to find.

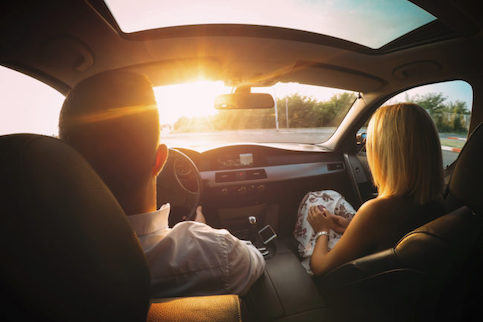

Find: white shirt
127;204;265;297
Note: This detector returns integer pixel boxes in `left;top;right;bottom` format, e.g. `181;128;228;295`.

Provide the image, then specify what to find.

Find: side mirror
356;132;367;152
214;87;274;109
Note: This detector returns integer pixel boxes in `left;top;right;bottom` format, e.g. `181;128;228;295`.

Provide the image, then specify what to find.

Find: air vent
327;163;344;171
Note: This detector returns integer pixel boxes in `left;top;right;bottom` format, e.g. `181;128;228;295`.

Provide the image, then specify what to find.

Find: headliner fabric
0;134;150;321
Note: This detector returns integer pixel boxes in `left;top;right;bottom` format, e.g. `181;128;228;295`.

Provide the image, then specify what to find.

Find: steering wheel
156;148;202;227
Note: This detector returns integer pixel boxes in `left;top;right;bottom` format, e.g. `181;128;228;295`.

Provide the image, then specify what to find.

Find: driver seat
0;134;241;321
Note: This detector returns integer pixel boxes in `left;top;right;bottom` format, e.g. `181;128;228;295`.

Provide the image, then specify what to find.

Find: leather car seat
440;121;483;322
314;123;483;322
314;206;480;322
445;122;483;215
0;134;241;322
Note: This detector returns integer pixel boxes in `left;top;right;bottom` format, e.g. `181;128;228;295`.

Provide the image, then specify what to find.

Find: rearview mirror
214;87;274;109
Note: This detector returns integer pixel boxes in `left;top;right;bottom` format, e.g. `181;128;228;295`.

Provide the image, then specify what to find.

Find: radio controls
220;187;229;195
236;186;247;194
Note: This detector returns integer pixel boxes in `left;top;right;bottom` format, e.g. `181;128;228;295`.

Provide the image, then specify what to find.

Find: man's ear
153;144;168;176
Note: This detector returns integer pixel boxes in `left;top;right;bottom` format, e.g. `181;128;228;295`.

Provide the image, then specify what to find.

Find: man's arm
193;206;264;294
223;233;266;296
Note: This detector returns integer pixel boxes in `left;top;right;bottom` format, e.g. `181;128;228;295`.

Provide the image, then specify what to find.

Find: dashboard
179;145;346;198
173;143;373;239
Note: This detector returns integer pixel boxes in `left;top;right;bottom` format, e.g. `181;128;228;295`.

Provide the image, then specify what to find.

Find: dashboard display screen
217;152;254;169
239;153;253;166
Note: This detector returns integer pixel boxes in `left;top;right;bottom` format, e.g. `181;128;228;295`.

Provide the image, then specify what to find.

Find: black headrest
448;122;483;214
0;134;150;321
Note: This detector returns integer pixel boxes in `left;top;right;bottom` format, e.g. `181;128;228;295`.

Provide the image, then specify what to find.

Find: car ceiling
0;0;482;99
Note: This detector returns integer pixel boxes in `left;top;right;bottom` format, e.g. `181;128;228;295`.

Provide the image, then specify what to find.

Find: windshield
154;81;356;148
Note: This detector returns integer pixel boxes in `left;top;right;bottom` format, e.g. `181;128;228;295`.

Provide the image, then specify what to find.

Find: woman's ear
153;144;168;176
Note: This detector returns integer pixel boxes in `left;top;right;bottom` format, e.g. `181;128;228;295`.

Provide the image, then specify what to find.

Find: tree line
171;91;469;133
404;92;470;133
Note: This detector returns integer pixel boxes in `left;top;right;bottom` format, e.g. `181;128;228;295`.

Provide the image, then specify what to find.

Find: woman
295;103;444;276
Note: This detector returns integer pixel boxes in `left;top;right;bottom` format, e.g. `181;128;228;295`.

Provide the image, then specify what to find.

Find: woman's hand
307;205;331;233
327;214;350;234
308;205;350;234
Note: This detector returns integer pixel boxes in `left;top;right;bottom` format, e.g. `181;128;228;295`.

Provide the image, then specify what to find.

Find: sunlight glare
154;81;229;125
154;80;352;127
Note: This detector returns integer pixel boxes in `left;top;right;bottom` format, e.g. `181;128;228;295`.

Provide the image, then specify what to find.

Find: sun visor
125;58;223;87
279;62;386;93
40;36;94;73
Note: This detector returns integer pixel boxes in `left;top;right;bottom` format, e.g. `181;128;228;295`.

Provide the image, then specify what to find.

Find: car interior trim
201;162;345;188
343;153;363;206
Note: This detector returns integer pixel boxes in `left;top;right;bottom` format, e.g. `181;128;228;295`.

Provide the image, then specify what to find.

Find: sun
153;80;353;127
154;80;230;125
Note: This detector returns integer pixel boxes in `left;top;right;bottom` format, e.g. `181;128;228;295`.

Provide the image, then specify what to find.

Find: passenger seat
314;122;483;322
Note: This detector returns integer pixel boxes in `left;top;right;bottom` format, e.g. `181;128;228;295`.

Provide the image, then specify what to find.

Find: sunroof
105;0;436;49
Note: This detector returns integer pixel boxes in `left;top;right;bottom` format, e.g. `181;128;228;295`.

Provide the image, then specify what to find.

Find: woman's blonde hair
366;103;443;204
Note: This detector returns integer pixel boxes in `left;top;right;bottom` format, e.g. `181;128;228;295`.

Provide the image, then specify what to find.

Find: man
59;70;265;297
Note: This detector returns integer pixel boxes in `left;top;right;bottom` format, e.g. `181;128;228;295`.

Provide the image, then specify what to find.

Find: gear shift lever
247;216;260;245
248;216;258;243
248;216;257;226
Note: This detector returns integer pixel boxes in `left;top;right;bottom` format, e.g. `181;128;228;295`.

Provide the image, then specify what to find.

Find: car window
155;81;356;148
0;66;64;136
106;0;435;49
382;80;473;168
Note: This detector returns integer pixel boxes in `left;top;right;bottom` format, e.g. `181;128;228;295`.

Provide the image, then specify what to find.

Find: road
442;150;458;168
161;128;337;147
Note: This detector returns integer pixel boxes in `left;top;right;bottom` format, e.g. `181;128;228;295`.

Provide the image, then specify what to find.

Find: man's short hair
59;70;160;201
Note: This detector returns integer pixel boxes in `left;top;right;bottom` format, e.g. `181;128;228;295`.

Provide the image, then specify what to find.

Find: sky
105;0;435;48
0;66;64;136
386;81;473;108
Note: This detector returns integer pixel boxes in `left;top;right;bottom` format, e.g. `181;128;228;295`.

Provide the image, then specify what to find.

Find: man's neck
120;180;157;216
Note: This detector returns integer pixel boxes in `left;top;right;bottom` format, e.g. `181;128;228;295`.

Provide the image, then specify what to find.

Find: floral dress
293;190;356;274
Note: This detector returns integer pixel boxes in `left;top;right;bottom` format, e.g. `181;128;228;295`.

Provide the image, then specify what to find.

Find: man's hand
194;205;206;224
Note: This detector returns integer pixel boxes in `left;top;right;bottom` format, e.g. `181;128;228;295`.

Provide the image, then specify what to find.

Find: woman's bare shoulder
359;197;393;212
358;196;409;219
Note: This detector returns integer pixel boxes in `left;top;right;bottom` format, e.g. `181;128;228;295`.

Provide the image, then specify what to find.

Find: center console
243;237;328;321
